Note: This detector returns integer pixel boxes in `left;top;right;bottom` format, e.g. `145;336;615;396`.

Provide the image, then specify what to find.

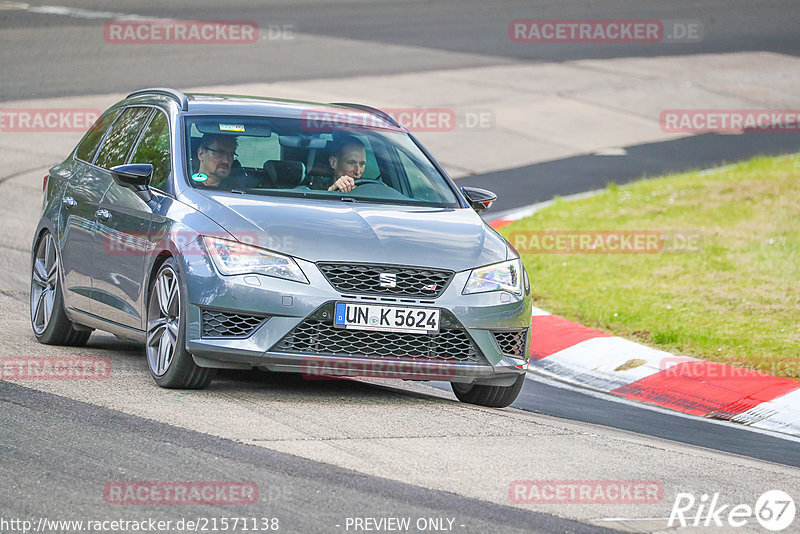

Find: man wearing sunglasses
195;133;239;188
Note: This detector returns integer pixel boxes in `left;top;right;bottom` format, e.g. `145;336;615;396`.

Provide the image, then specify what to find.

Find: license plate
333;302;440;334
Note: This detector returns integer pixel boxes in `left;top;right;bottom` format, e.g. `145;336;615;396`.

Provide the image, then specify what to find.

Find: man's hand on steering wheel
328;175;356;192
328;175;385;193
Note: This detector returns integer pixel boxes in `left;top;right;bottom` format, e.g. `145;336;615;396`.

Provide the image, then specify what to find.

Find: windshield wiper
340;196;357;202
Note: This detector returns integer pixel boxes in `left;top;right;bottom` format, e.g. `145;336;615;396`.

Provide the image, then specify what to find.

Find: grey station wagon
31;88;531;407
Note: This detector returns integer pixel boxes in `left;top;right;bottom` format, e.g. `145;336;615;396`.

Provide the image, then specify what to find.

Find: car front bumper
180;252;531;386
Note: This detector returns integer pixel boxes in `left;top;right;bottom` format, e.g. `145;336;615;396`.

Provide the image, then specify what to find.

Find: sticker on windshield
219;124;245;133
191;172;208;182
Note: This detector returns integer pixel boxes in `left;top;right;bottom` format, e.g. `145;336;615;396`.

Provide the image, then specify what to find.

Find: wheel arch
145;250;175;305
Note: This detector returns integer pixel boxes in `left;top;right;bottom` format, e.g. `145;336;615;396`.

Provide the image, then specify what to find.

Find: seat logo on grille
379;273;397;288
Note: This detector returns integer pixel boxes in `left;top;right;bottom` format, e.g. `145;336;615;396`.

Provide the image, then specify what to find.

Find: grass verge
502;154;800;379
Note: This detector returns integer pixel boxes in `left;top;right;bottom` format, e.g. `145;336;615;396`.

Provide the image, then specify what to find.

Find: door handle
62;196;77;208
95;209;111;221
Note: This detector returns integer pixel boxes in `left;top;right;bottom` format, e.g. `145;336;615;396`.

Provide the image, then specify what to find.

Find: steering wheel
353;178;384;186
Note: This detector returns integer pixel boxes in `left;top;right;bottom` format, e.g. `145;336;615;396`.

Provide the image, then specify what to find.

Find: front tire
146;258;215;389
451;373;526;408
30;232;91;346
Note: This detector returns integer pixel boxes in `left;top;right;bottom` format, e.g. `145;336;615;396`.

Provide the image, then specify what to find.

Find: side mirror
110;164;153;202
462;186;497;213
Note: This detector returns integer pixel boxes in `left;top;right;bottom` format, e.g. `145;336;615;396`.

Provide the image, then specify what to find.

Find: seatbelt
305;148;316;186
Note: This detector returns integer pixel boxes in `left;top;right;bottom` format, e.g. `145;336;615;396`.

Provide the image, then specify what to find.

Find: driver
326;134;367;192
194;133;239;188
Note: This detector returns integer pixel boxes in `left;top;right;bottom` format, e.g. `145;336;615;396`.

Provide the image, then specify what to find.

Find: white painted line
0;2;29;10
2;2;171;20
741;389;800;435
594;517;671;522
530;336;696;391
592;147;628;156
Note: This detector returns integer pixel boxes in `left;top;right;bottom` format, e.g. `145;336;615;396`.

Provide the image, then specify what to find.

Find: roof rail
329;102;401;128
126;87;189;111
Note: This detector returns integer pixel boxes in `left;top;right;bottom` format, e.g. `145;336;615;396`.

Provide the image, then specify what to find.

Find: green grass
502;154;800;379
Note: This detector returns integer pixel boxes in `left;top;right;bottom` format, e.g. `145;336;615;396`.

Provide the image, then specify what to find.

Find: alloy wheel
147;267;181;376
30;233;58;335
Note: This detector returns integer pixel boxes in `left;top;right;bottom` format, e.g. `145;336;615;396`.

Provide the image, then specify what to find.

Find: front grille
272;306;482;363
492;329;528;358
201;309;268;338
317;262;453;298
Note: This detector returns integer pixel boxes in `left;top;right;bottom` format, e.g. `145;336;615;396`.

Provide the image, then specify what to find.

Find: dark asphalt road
2;3;799;530
0;380;618;534
3;0;799;211
430;377;800;468
471;130;800;214
1;0;799;101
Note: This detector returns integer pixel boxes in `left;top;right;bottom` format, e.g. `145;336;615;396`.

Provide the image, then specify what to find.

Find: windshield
184;115;460;207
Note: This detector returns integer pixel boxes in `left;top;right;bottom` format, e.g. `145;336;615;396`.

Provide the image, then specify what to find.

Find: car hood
183;191;509;272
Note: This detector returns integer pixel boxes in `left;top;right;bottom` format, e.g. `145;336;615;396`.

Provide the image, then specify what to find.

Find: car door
60;108;121;313
92;109;171;329
79;106;154;321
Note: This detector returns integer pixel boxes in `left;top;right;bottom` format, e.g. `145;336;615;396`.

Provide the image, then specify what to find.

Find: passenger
193;133;239;188
325;134;367;193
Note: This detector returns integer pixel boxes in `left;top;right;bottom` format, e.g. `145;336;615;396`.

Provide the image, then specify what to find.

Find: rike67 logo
669;490;795;531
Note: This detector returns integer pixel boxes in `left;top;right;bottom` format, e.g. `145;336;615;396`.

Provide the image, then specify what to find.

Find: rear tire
30;231;92;346
451;373;525;408
146;258;215;389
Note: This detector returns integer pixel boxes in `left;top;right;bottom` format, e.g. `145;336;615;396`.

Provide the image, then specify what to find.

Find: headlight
202;236;308;283
463;258;522;295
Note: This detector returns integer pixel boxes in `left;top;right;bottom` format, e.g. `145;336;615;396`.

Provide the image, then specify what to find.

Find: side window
94;107;153;170
236;134;281;168
131;112;171;191
75;109;121;163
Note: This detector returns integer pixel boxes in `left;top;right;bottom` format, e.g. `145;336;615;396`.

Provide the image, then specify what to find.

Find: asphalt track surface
2;2;800;532
467;130;800;213
2;0;800;101
0;380;612;534
430;377;800;468
4;0;800;210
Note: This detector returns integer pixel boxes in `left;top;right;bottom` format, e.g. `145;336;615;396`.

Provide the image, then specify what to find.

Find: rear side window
236;134;281;168
94;107;153;170
75;109;121;163
131;112;171;191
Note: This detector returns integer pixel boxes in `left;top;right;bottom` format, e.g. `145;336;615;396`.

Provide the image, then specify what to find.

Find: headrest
309;147;333;177
263;160;306;188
